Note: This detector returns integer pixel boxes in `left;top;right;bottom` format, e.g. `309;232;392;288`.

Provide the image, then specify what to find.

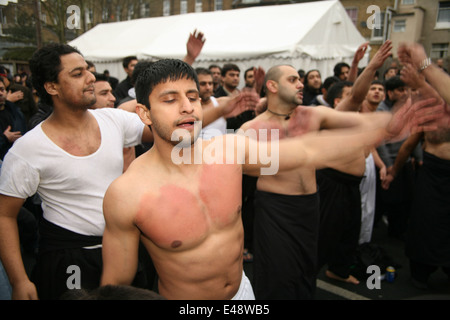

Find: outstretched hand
386;97;444;140
222;88;260;119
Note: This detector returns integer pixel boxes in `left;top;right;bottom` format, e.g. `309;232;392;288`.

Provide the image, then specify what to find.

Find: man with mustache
0;44;157;300
99;58;438;300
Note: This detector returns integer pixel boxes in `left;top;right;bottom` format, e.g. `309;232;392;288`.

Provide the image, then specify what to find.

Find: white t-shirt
0;108;145;236
200;96;227;140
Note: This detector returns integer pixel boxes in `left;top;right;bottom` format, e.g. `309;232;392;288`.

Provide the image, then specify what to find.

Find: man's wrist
418;57;432;72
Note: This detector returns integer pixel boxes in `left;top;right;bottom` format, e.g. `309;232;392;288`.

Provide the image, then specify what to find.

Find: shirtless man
239;41;399;298
99;58;439;300
380;63;450;288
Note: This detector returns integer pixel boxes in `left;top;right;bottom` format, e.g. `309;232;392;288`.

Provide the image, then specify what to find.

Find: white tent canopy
69;0;368;85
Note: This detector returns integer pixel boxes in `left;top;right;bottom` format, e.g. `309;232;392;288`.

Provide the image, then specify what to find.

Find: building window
140;3;150;17
128;4;134;20
163;0;170;16
116;6;121;21
431;43;449;59
195;0;202;12
436;1;450;29
345;7;358;26
371;11;385;40
102;8;109;21
215;0;223;11
401;0;415;5
393;19;406;32
180;0;188;14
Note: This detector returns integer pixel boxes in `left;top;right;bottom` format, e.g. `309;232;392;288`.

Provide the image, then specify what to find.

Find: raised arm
347;42;369;83
183;29;205;66
337;40;392;112
398;42;450;105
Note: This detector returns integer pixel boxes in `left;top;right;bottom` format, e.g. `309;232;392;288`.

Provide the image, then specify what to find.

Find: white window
163;0;170;16
180;0;188;14
215;0;223;11
195;0;202;12
436;1;450;29
393;19;406;32
116;6;121;21
345;7;358;26
140;3;150;17
401;0;415;5
371;11;385;40
431;43;449;59
127;4;134;20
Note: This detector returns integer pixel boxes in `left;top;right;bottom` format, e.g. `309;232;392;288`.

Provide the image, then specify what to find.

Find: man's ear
44;81;58;97
136;103;152;126
265;80;278;94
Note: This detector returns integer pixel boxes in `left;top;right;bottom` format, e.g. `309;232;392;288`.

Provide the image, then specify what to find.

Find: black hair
195;67;212;76
131;60;154;86
304;69;321;92
244;67;255;79
135;59;199;110
383;75;405;92
122;56;138;69
370;79;385;87
325;81;353;108
93;72;108;82
221;63;240;77
333;62;350;78
322;76;340;91
29;43;82;106
298;69;305;78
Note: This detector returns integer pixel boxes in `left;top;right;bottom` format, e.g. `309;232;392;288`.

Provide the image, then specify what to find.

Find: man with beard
0;44;155;300
302;69;322;106
237;42;398;299
98;58;423;300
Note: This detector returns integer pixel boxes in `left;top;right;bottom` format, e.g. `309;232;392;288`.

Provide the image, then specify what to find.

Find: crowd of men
0;30;449;300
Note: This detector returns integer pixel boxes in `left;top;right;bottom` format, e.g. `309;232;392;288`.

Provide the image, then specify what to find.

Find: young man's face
51;53;96;109
388;86;409;103
245;70;255;88
0;81;6;107
338;66;349;81
147;77;202;147
366;84;385;105
125;59;138;77
276;66;304;106
92;80;116;109
209;67;221;86
306;70;321;90
222;70;240;90
197;74;214;102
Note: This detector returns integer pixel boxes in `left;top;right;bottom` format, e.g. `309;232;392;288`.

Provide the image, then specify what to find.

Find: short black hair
135;59;199;110
384;75;405;92
221;63;240;77
195;67;212;76
122;56;138;69
322;76;340;91
131;60;154;86
244;67;254;80
29;43;82;106
325;81;353;108
93;72;108;82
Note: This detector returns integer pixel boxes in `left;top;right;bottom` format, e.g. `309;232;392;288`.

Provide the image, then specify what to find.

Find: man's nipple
171;240;182;248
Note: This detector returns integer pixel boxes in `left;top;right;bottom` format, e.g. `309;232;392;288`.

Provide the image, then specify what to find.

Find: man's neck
223;85;237;95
